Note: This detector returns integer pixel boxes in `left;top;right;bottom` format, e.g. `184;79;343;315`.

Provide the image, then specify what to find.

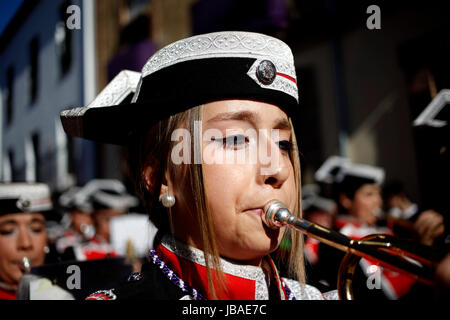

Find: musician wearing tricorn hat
0;183;53;300
60;30;449;301
62;31;337;300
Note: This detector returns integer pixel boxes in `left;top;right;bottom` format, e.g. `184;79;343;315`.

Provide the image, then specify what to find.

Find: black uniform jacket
86;260;185;300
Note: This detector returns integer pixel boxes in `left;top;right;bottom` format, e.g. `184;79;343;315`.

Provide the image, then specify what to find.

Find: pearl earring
161;194;176;208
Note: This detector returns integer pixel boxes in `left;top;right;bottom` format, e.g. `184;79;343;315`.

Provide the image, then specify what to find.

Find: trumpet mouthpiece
21;256;31;273
263;200;291;229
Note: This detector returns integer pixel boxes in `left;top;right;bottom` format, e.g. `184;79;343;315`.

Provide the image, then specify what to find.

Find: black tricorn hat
59;179;139;213
60;31;299;145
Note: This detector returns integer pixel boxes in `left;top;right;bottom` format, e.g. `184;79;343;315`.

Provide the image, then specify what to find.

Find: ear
159;183;169;200
159;168;174;200
143;166;154;193
339;193;353;211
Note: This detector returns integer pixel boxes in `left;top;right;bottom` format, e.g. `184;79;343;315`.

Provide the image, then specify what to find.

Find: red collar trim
155;236;287;300
0;286;16;300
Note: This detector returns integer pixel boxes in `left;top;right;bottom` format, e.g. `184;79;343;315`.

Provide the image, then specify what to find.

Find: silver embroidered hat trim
0;183;53;212
61;70;141;119
160;234;269;300
138;31;298;102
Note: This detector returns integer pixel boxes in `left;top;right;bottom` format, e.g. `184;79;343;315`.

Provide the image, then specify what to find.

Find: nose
376;196;382;208
17;227;33;251
373;191;383;208
263;165;290;189
257;135;290;189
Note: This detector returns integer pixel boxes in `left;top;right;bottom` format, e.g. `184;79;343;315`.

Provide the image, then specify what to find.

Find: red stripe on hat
277;73;297;84
30;198;52;205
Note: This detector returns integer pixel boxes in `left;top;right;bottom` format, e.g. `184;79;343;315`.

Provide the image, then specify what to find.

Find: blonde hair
125;105;305;299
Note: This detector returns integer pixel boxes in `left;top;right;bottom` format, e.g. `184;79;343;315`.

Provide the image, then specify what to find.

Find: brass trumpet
263;200;443;300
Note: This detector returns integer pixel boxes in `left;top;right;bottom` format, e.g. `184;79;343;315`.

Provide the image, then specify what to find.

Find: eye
278;140;292;152
30;226;45;234
212;134;248;149
0;228;15;236
30;221;45;234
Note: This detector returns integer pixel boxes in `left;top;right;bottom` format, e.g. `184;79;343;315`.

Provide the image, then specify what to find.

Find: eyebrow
0;220;18;227
207;111;291;130
207;111;259;125
30;217;46;224
273;117;291;130
0;217;45;227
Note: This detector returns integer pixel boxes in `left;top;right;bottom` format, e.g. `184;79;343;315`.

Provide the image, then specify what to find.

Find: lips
244;208;264;217
12;257;32;273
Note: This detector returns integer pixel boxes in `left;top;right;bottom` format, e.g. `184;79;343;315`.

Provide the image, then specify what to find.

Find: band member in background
0;183;53;300
59;179;139;261
61;31;339;300
314;156;418;300
300;184;337;291
383;180;446;247
55;185;96;255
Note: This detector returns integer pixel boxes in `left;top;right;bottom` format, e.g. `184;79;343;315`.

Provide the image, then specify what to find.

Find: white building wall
0;0;85;190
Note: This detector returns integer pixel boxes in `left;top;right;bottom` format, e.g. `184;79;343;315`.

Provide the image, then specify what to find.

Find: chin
8;271;22;285
241;235;282;261
363;217;377;226
217;241;259;262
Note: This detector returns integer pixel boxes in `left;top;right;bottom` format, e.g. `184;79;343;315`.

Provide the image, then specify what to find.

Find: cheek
32;233;47;263
33;232;47;246
286;170;297;208
95;216;107;228
364;196;379;209
203;163;250;202
355;198;369;211
354;197;376;215
98;221;108;232
202;163;252;230
0;238;19;282
0;237;16;260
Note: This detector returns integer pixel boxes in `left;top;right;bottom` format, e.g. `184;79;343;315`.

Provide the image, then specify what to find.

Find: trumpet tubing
263;200;442;299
